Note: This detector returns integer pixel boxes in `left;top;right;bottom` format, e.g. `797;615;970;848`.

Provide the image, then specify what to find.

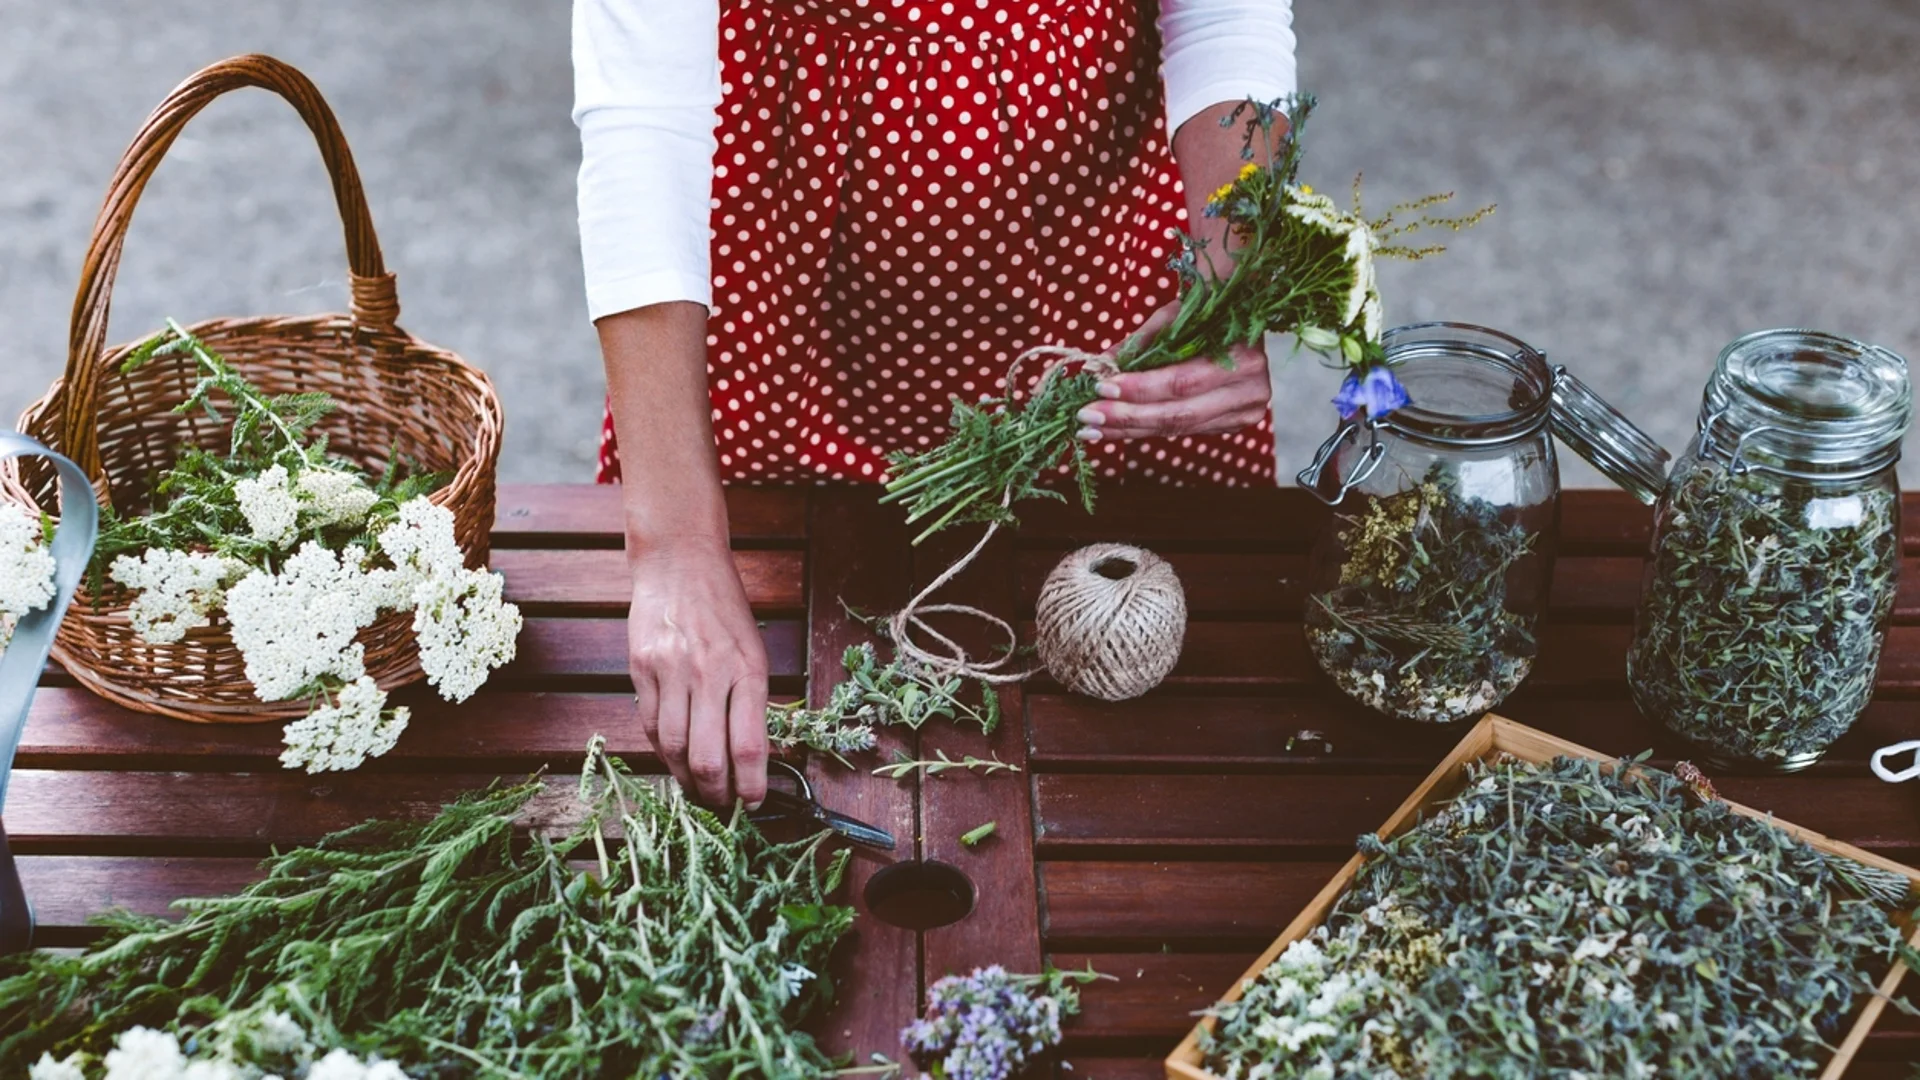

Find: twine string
882;343;1118;683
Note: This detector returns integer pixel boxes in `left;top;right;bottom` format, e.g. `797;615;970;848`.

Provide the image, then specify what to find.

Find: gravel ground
2;0;1916;486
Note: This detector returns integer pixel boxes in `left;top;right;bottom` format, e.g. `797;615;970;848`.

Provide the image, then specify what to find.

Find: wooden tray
1164;714;1920;1080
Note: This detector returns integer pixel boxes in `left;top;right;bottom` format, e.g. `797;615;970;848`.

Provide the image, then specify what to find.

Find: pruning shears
749;760;896;851
0;432;99;955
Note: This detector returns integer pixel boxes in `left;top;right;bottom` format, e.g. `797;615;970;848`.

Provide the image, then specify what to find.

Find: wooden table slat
495;548;805;614
492;484;808;545
913;532;1044;983
803;489;922;1061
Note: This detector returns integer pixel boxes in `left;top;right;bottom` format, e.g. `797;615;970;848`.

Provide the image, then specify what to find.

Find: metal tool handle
0;431;99;954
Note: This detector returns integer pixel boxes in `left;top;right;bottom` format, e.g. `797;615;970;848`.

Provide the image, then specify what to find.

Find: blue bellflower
1332;365;1411;421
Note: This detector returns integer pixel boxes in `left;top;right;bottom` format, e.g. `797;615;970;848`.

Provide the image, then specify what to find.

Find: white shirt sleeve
1157;0;1298;138
571;0;720;321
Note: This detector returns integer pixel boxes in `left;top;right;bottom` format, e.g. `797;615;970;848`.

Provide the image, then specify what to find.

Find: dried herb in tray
1201;755;1915;1079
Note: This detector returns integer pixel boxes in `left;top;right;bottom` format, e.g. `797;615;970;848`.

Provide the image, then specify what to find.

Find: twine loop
883;343;1122;684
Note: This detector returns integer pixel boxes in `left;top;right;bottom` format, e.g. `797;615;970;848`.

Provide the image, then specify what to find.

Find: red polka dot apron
596;0;1278;488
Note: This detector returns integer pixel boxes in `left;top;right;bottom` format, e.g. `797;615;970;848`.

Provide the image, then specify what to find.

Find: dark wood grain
5;770;578;855
1028;694;1920;773
492;484;808;546
498;617;806;685
1042;861;1342;948
494;548;805;614
804;488;922;1062
914;527;1044;983
1036;773;1920;858
19;855;264;934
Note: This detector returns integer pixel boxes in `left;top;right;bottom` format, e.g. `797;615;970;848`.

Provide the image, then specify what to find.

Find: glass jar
1298;323;1668;723
1628;329;1912;772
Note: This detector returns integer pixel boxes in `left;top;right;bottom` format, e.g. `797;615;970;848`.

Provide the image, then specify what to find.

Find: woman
573;0;1297;809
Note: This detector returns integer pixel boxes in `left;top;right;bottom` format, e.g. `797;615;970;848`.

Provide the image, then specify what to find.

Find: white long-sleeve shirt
573;1;1297;322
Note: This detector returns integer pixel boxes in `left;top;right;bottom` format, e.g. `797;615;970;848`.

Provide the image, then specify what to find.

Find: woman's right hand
627;536;769;809
597;300;768;810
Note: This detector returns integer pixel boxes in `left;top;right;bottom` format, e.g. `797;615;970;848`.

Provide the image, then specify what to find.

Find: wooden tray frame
1165;714;1920;1080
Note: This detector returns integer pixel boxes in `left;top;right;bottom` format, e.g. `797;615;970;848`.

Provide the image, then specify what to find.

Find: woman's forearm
1172;99;1291;273
596;302;730;552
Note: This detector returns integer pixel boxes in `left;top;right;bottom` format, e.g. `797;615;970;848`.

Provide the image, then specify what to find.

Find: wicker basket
0;55;503;724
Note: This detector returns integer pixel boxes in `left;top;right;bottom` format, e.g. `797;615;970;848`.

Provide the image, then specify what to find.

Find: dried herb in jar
1304;470;1536;723
1628;462;1900;768
1201;755;1914;1079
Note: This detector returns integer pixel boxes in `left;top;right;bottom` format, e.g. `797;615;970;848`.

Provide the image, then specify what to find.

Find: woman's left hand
1075;301;1271;440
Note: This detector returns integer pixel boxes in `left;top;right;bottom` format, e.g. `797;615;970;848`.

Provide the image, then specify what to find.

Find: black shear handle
0;822;30;954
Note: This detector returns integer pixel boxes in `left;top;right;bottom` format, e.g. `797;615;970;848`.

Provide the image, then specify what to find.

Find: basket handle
60;54;400;482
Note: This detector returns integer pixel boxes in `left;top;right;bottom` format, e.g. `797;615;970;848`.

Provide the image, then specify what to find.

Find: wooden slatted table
16;484;1920;1075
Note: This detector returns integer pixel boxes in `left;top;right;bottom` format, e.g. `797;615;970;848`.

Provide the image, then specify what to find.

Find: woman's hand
1075;303;1271;441
598;301;769;809
627;536;769;809
1072;97;1283;444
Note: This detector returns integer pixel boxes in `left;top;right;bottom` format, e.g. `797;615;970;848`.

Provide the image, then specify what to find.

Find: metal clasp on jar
1699;407;1794;479
1296;417;1388;506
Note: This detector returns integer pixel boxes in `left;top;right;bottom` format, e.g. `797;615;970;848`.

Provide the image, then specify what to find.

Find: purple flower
1332;365;1411;421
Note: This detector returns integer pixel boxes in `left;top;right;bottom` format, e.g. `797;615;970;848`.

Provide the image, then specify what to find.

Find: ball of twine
1035;543;1187;701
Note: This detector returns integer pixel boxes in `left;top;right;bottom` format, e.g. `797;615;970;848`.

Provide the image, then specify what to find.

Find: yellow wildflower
1300;183;1314;195
1238;162;1260;181
1206;181;1236;206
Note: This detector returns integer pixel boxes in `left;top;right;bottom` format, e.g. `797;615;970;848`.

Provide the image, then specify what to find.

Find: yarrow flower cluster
29;1011;409;1080
113;482;520;773
0;501;56;650
110;548;240;644
903;966;1095;1080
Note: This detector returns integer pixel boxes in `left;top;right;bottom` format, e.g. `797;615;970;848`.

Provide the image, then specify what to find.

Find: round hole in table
864;860;976;930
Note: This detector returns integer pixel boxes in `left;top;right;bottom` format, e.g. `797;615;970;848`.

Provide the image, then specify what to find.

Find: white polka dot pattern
598;0;1276;489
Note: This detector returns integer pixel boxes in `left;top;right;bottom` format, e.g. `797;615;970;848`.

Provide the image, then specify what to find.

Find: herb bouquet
1181;724;1920;1079
47;322;521;773
880;96;1490;544
3;738;854;1079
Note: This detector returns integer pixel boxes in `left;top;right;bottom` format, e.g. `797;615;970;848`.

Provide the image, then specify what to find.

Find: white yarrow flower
28;1053;86;1080
412;566;522;703
183;1062;244;1080
225;543;387;701
0;502;56;649
111;548;239;645
280;675;409;773
297;469;380;529
1341;223;1379;330
234;465;301;546
103;1026;187;1080
253;1008;307;1054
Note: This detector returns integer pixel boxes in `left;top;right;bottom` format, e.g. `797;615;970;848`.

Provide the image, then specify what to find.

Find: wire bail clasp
1296;418;1387;506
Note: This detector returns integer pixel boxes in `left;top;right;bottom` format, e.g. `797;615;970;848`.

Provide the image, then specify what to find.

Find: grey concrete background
3;1;1916;487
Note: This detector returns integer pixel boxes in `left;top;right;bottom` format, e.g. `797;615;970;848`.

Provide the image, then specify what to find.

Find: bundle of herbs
1628;462;1900;769
3;737;854;1079
1304;470;1537;723
1201;754;1917;1079
880;95;1489;542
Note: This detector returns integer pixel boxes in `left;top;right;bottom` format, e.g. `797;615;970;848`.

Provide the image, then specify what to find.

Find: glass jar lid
1551;369;1673;504
1699;328;1911;480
